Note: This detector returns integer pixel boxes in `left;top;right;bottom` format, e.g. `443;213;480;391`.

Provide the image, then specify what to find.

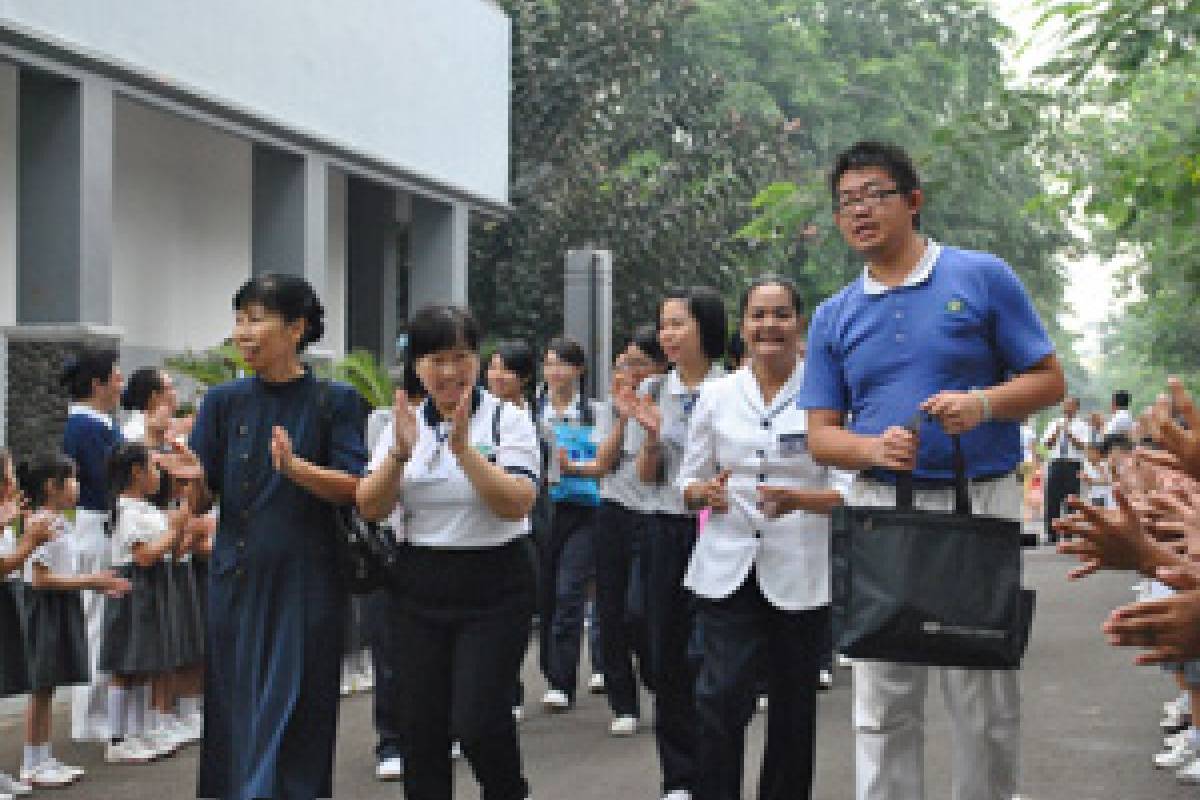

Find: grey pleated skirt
0;579;29;697
99;565;163;675
22;587;89;690
171;561;203;666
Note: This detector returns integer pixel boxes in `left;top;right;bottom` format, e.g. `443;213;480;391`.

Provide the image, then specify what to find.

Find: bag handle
895;413;972;516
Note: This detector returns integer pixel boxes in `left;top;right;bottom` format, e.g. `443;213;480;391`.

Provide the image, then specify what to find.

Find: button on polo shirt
799;242;1055;481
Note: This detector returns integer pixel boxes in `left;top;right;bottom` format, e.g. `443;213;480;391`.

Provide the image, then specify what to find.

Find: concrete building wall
0;0;510;207
325;169;348;356
0;61;16;328
112;97;252;355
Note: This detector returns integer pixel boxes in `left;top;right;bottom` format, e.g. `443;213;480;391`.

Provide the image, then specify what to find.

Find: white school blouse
676;363;843;611
23;515;73;584
111;497;168;567
1041;416;1090;462
638;365;725;516
375;388;540;549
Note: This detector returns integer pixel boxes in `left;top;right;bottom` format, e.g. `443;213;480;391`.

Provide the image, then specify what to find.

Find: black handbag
831;433;1035;669
316;381;402;595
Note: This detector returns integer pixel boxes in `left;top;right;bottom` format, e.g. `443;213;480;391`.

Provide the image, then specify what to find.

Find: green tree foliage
1038;0;1200;407
472;0;1071;355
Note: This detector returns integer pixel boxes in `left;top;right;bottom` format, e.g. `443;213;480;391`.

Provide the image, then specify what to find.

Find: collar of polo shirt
861;239;942;296
68;403;116;428
422;385;484;428
666;364;724;396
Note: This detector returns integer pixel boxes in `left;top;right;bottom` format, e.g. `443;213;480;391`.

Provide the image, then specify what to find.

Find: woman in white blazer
678;275;847;800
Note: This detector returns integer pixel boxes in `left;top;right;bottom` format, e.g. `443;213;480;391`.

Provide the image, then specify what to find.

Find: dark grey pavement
0;548;1191;799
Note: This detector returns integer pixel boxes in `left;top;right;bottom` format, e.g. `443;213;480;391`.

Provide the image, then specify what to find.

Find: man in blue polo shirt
799;141;1065;800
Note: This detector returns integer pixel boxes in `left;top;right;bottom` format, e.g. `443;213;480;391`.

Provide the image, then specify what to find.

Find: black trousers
593;501;654;718
649;513;699;794
393;540;536;800
367;587;406;761
1045;458;1081;543
538;501;598;700
693;577;828;800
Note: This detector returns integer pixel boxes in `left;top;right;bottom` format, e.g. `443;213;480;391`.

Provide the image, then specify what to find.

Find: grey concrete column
346;177;397;364
17;72;114;325
407;196;468;314
251;143;305;276
303;155;330;302
565;248;613;401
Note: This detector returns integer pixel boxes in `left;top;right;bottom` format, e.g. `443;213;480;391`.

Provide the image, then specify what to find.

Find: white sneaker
376;756;405;781
139;727;181;757
588;673;606;693
512;706;525;723
836;653;853;669
1178;757;1200;784
43;759;83;780
818;670;834;689
541;689;571;711
0;772;31;796
609;715;638;736
1165;731;1190;750
450;741;463;759
756;695;769;713
1155;739;1197;769
661;791;692;800
106;738;159;765
20;762;75;788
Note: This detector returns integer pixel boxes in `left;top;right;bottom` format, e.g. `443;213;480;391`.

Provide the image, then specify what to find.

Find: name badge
777;432;807;458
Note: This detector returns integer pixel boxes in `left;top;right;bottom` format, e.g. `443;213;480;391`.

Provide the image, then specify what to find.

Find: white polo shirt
1041;415;1090;461
372;388;540;549
638;364;725;516
1105;409;1134;439
595;401;656;513
676;363;843;611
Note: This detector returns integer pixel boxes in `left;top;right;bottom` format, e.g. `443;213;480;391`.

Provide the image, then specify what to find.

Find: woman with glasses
357;305;540;800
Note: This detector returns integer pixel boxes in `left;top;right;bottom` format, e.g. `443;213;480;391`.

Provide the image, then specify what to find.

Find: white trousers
847;476;1022;800
70;510;112;742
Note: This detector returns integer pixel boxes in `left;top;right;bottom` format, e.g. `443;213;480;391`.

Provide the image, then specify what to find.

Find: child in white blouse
99;442;188;764
16;453;129;790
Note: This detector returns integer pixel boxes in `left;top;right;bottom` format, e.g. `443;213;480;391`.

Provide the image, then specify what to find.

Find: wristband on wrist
972;389;993;422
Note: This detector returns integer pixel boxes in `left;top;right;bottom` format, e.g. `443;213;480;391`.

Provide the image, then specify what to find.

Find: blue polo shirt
798;244;1054;480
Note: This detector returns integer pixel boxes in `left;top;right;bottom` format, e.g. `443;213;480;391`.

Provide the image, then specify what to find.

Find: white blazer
676;362;841;611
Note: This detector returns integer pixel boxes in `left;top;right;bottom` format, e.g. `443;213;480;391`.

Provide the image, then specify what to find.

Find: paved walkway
0;549;1189;799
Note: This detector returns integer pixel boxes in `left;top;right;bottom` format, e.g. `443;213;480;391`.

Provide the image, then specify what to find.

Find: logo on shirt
946;297;965;314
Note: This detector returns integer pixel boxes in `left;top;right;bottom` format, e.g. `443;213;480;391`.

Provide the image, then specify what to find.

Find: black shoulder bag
315;381;401;595
830;429;1036;669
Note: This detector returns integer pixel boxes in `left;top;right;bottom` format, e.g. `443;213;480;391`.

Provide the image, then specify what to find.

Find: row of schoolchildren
0;362;211;798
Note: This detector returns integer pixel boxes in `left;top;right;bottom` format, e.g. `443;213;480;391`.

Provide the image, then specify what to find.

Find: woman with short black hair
176;272;369;800
358;304;540;800
60;346;124;743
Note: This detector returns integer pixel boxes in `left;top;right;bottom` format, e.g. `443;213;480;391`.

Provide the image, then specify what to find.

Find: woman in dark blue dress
179;274;368;800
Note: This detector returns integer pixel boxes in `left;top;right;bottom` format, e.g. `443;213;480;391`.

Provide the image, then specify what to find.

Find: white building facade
0;0;510;453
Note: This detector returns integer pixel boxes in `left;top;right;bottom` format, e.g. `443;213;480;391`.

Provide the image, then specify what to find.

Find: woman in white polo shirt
357;305;540;800
678;275;846;800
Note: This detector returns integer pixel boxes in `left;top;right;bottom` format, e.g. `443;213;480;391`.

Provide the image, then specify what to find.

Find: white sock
44;743;55;764
22;744;40;772
1182;693;1194;714
108;686;128;741
179;696;200;717
36;744;49;766
131;686;147;735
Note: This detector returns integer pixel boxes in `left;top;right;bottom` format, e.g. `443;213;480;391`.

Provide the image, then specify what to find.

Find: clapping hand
1149;378;1200;481
0;491;25;531
630;395;662;440
692;469;732;514
22;510;55;549
1102;565;1200;665
270;426;295;477
1055;489;1164;580
446;387;474;458
391;388;420;462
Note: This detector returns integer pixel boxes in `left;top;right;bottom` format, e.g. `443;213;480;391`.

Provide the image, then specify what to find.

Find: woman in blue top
178;274;368;800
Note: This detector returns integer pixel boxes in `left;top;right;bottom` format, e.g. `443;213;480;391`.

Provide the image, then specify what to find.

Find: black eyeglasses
832;186;906;213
